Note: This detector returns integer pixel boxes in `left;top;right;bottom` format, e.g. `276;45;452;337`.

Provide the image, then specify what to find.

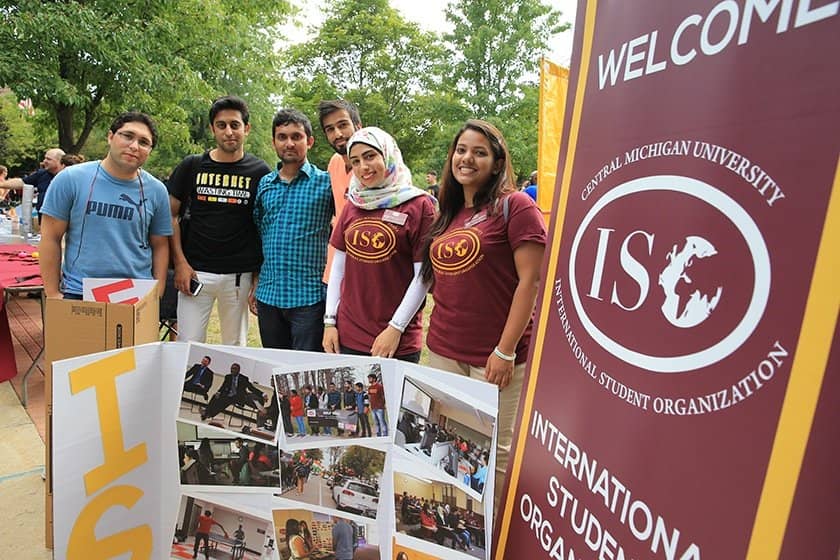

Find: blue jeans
257;300;325;351
372;408;388;436
295;416;306;435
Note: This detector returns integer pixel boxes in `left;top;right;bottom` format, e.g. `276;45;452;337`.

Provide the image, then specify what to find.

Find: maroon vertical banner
496;2;840;559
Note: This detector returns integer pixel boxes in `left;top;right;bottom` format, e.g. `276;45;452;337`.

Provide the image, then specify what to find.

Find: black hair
109;111;158;148
285;518;301;537
209;95;250;125
317;99;361;130
272;108;313;138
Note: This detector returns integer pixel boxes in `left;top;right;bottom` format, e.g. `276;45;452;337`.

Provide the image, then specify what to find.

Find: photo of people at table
177;421;280;489
272;362;389;446
272;508;380;560
274;445;386;520
171;494;273;560
179;345;278;442
395;376;495;498
394;471;487;560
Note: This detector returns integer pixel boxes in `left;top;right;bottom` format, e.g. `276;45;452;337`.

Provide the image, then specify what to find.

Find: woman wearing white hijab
323;127;437;362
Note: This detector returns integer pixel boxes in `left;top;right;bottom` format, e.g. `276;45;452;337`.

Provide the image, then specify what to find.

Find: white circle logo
568;175;770;373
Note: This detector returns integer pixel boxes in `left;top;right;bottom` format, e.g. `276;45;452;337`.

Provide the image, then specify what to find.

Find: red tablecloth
0;244;41;382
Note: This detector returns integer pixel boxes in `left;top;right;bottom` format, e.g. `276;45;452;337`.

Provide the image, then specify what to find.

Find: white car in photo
332;479;379;518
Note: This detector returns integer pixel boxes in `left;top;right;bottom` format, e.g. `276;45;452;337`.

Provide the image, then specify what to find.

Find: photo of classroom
272;508;380;560
178;421;280;489
277;445;386;519
394;472;486;560
171;494;275;560
180;346;278;442
273;362;389;443
395;376;494;496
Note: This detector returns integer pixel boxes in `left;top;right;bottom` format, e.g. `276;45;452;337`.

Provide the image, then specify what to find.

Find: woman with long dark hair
420;119;546;515
323;126;436;362
285;518;310;559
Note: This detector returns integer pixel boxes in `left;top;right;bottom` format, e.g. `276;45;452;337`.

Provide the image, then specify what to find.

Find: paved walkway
0;295;50;559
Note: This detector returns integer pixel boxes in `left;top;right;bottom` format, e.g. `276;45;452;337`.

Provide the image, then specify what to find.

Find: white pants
177;271;252;346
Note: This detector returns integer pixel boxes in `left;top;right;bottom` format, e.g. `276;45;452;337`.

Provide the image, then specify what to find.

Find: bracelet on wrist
324;323;336;329
493;346;516;362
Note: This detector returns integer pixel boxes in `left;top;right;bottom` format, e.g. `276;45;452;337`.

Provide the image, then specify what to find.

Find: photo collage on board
173;342;498;560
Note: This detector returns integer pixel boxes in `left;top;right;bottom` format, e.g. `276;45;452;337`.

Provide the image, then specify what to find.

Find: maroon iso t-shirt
427;191;546;366
330;195;436;356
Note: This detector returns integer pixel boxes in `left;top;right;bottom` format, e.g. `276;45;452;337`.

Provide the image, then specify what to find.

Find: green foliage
0;0;291;177
444;0;567;117
0;92;42;174
493;84;540;183
340;445;385;479
281;0;462;177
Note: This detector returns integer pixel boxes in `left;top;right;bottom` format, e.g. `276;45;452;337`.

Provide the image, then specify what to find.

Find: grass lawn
202;296;434;365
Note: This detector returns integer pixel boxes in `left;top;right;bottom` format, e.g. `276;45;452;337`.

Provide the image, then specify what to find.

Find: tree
443;0;566;117
0;91;41;174
340;446;385;480
281;0;456;172
0;0;291;175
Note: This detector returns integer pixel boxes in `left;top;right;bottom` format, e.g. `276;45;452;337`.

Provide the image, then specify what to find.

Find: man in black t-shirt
168;96;270;345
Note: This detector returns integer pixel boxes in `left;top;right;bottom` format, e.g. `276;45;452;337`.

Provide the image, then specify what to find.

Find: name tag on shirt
382;209;408;226
464;211;488;228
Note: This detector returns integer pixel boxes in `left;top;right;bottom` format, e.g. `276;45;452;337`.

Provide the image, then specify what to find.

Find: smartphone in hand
189;277;203;296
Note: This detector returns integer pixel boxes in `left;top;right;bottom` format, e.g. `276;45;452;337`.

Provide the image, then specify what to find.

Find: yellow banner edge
496;1;598;555
746;155;840;558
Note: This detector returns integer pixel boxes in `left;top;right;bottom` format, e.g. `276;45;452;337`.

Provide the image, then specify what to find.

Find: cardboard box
44;286;160;548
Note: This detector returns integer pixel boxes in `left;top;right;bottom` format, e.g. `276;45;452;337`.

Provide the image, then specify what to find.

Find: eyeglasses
114;130;154;151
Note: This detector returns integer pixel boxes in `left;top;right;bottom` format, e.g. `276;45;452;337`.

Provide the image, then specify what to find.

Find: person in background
326;382;341;436
366;372;387;437
322;127;436;363
341;380;356;436
60;153;86;167
425;169;439;198
299;520;314;552
0;148;65;217
523;170;538;202
331;516;355;560
201;363;266;422
285;518;310;560
233;524;245;545
183;355;214;399
0;165;8;207
193;510;227;559
252;109;333;351
354;382;371;438
39;113;171;299
318;99;362;283
169;96;269;346
303;385;320;435
197;438;215;476
420;120;546;519
279;387;293;435
289;388;306;437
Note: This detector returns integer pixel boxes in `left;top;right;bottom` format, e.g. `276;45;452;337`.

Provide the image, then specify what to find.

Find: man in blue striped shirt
250;109;334;350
